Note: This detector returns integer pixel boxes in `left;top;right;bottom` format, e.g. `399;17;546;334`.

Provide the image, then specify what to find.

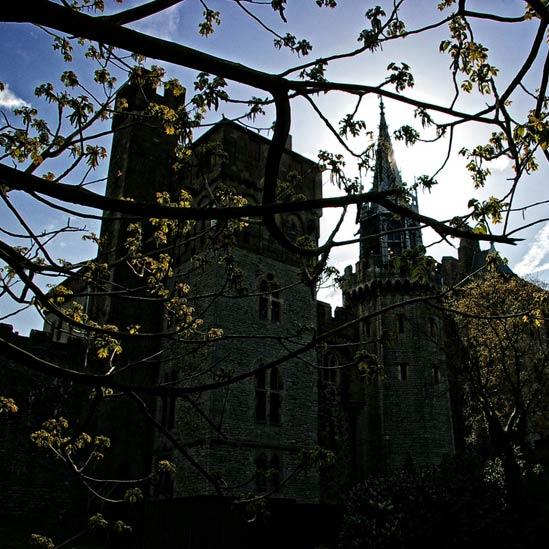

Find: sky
1;0;548;332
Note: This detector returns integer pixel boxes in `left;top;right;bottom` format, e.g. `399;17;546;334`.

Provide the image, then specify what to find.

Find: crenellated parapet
341;259;440;304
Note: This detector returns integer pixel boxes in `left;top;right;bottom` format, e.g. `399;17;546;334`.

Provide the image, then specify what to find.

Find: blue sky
1;0;548;331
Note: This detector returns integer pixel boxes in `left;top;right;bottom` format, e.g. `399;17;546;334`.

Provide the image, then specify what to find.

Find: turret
342;101;455;477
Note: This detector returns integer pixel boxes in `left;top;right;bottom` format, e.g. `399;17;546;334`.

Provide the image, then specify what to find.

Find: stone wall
0;324;86;518
164;248;320;502
345;276;455;476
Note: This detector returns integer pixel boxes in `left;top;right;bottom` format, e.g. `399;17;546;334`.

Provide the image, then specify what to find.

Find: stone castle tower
30;80;455;506
339;101;455;477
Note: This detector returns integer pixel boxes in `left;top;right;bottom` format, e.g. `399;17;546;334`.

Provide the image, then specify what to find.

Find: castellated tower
51;75;453;503
341;103;455;476
39;74;323;503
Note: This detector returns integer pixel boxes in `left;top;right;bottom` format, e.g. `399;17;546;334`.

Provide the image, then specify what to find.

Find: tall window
255;366;283;424
269;367;282;424
429;317;437;339
432;364;441;384
259;274;282;323
364;318;371;339
397;314;405;334
398;363;409;381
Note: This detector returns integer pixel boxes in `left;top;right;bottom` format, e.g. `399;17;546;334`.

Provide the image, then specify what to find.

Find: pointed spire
359;99;423;264
378;96;389;142
373;97;402;192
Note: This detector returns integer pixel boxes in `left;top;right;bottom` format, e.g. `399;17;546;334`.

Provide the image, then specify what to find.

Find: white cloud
529;262;549;275
514;222;549;276
0;83;29;109
132;5;180;42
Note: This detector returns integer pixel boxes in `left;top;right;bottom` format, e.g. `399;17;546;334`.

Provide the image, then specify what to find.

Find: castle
2;78;492;518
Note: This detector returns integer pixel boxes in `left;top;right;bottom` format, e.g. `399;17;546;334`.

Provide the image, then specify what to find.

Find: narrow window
430;317;437;338
255;367;283;425
433;365;441;384
397;314;405;334
269;367;282;424
365;319;371;338
399;363;408;381
255;370;267;421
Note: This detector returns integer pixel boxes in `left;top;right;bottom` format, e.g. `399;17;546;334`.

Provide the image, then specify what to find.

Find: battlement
340;259;441;301
0;322;83;353
113;70;186;120
341;260;415;286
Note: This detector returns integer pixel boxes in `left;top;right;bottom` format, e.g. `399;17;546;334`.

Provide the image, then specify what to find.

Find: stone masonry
0;80;461;515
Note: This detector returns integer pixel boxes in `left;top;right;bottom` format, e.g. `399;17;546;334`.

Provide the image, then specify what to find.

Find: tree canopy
449;266;549;487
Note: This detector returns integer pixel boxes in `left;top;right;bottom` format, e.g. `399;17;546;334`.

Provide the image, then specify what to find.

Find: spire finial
379;95;385;115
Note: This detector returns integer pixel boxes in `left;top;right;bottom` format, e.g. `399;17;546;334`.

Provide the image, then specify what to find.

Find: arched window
255;366;283;425
258;274;282;323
